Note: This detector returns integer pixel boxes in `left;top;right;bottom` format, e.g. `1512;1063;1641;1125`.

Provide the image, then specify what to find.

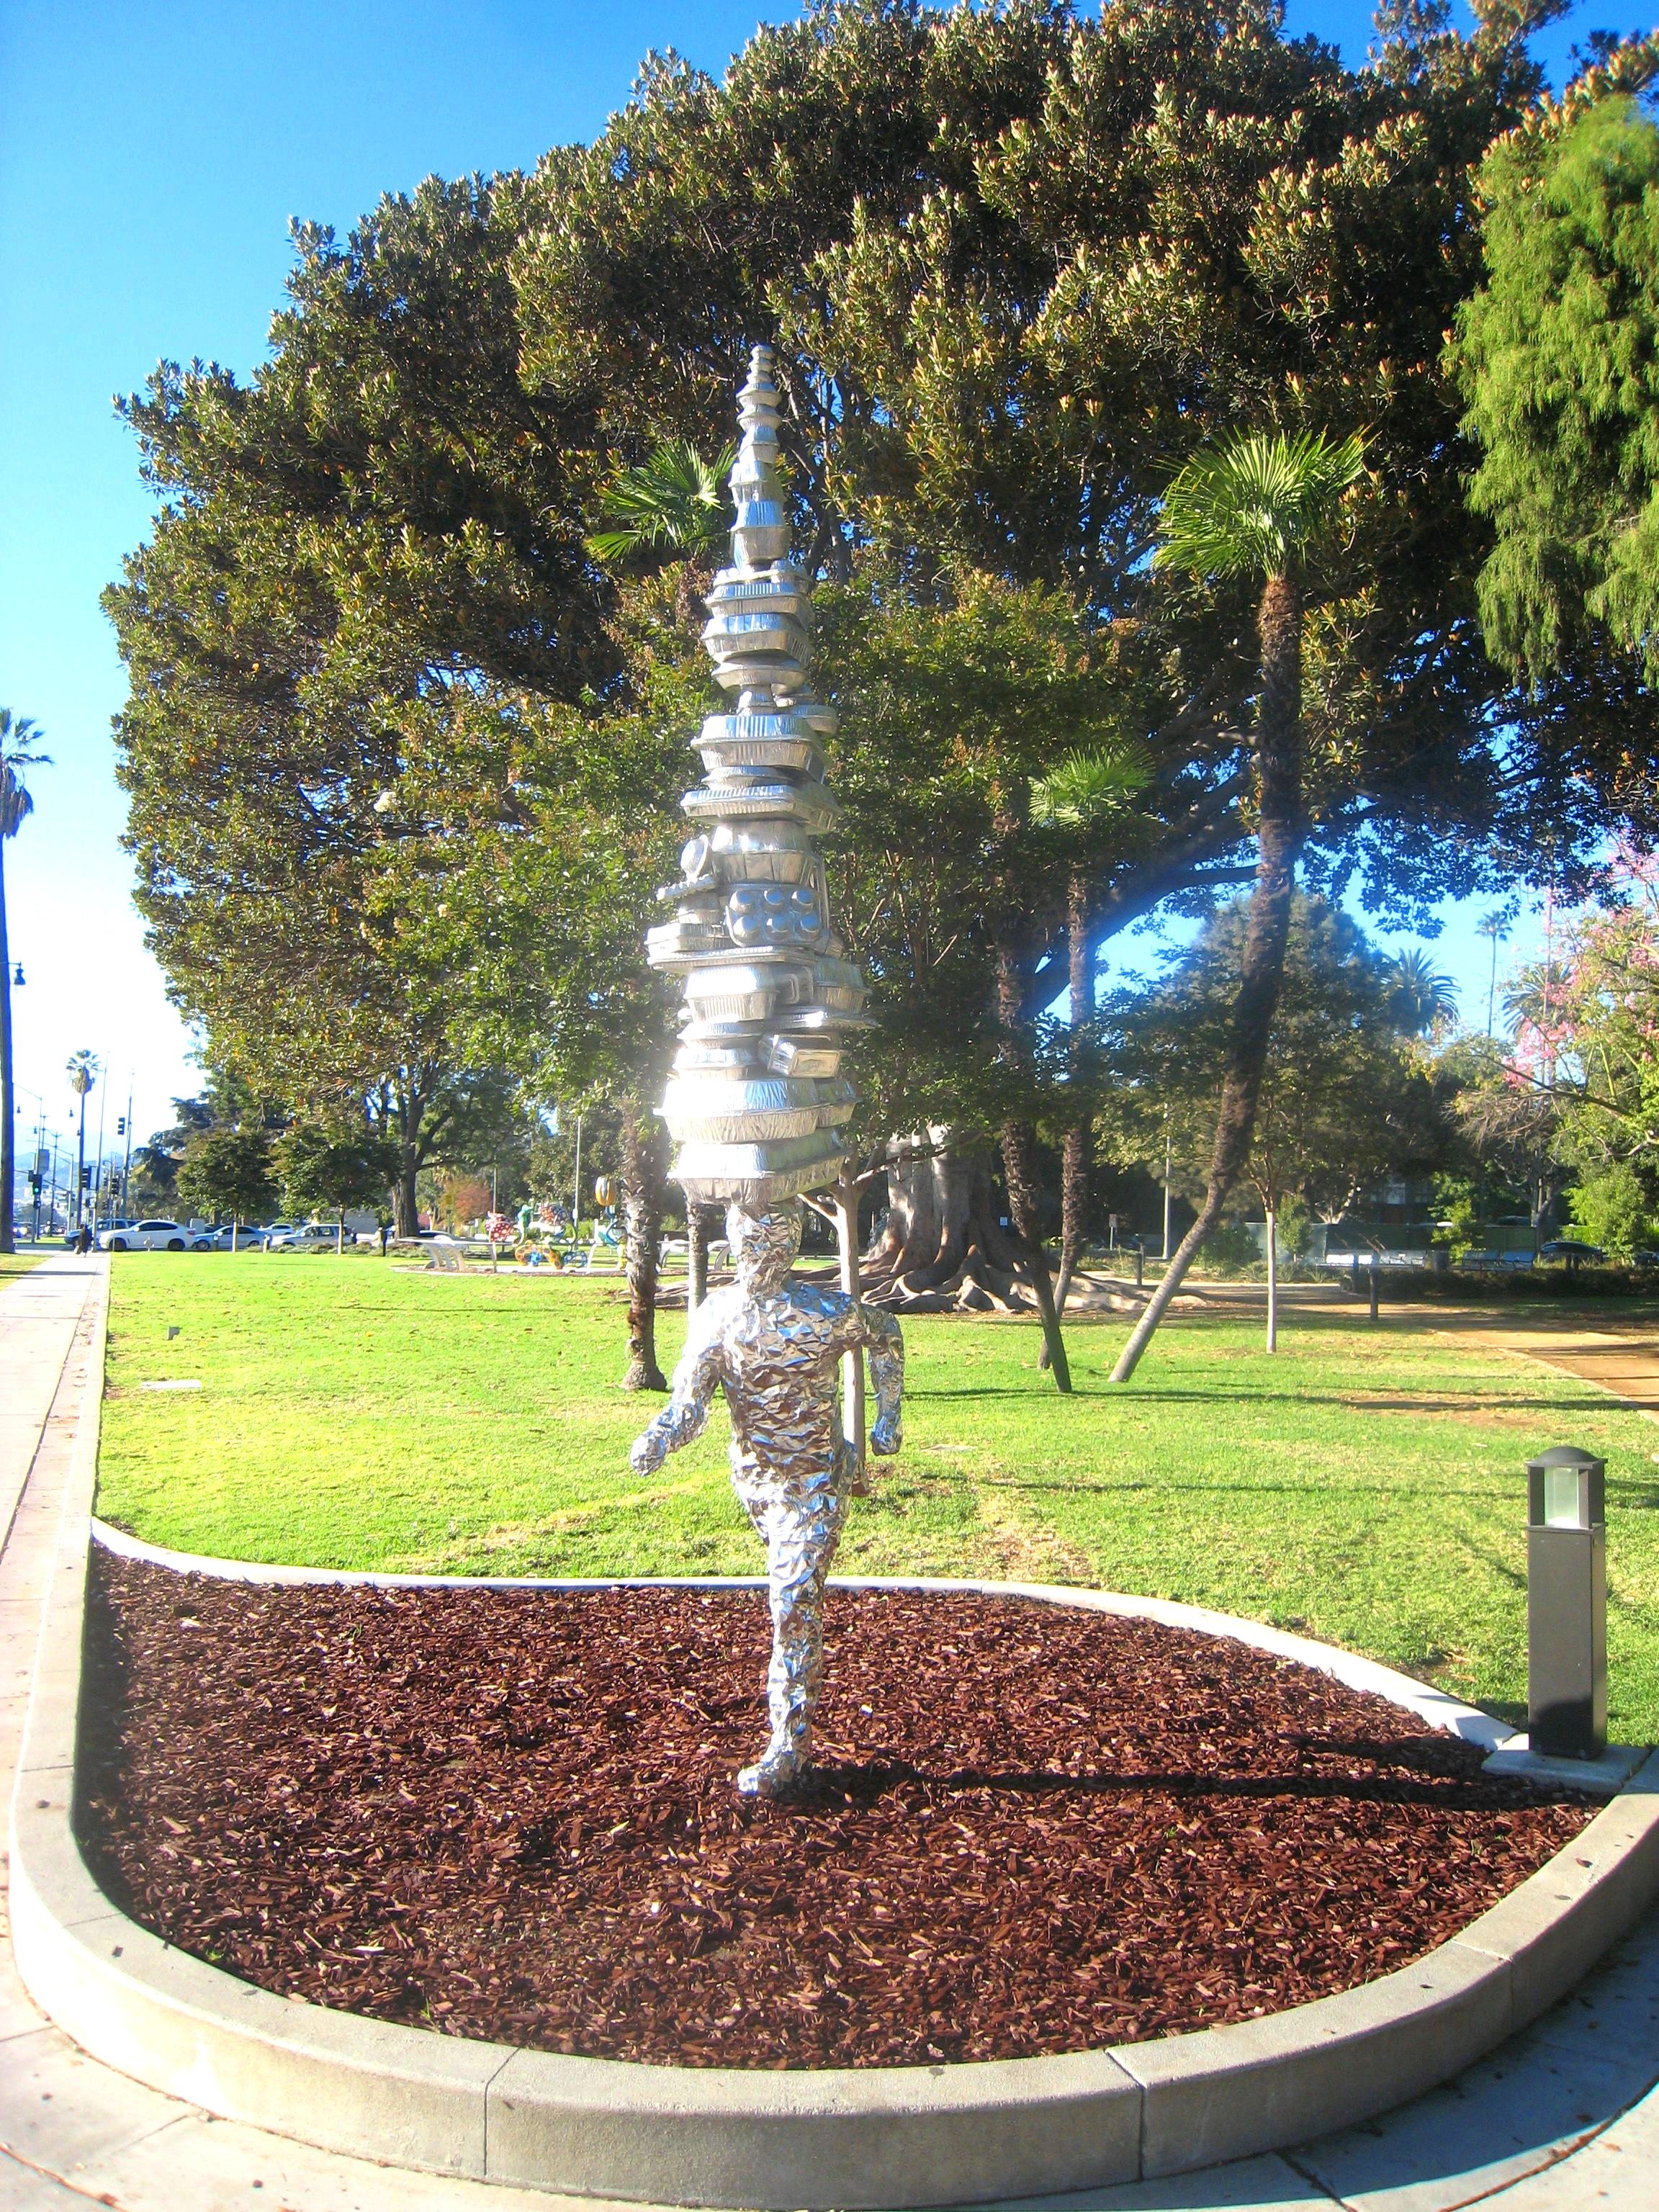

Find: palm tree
588;440;736;563
1112;428;1366;1382
1030;742;1148;1344
1;711;50;1254
1385;946;1459;1035
1475;910;1507;1037
66;1048;96;1238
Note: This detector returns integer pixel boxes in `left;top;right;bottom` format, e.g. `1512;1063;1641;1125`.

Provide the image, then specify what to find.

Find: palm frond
0;708;48;840
1155;428;1367;583
1031;740;1151;827
589;440;737;563
1385;945;1459;1034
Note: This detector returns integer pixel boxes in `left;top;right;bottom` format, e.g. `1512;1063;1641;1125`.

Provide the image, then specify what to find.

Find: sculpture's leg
736;1468;845;1798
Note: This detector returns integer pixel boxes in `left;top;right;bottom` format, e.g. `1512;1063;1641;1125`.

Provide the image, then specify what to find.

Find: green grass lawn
0;1251;48;1280
96;1256;1659;1738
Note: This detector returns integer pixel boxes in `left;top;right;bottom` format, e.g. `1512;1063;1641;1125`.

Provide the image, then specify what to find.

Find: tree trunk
1001;1118;1073;1391
619;1099;667;1391
860;1132;1030;1311
1265;1205;1278;1353
994;925;1072;1391
687;1204;709;1310
1111;569;1305;1385
1046;869;1093;1353
0;835;13;1254
391;1084;423;1239
864;1127;972;1284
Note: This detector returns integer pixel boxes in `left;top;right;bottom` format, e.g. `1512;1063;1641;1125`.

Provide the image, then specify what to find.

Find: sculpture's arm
630;1323;721;1475
850;1300;904;1457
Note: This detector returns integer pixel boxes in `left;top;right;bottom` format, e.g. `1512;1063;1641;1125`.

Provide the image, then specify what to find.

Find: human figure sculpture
631;1203;904;1798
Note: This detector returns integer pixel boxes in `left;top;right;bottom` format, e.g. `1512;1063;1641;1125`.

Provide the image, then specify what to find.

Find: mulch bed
78;1555;1593;2069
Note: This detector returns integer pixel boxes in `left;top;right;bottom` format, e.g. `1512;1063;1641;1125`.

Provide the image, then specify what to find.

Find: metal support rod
836;1171;866;1467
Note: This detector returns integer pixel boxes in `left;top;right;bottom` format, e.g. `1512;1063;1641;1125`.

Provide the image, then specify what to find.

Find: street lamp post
121;1079;133;1222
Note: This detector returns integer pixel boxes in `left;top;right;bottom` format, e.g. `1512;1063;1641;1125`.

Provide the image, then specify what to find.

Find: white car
266;1221;354;1252
101;1218;195;1253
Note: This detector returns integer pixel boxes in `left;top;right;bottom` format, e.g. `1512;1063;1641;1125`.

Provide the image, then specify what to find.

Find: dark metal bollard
1527;1446;1607;1759
1134;1237;1144;1290
1367;1256;1380;1321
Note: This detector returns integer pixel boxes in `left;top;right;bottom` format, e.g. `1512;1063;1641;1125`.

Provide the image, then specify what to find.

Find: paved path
3;1260;1658;2208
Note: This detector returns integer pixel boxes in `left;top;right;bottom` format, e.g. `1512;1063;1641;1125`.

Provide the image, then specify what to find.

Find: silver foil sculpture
631;344;904;1799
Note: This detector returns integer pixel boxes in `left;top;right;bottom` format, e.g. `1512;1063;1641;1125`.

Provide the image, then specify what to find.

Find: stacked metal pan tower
646;345;869;1210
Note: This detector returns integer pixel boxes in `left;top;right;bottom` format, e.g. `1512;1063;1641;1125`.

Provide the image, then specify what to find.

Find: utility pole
92;1068;108;1230
122;1077;133;1220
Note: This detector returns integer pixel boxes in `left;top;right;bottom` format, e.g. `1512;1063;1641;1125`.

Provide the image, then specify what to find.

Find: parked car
266;1220;356;1252
71;1218;129;1248
1538;1238;1605;1264
101;1218;194;1253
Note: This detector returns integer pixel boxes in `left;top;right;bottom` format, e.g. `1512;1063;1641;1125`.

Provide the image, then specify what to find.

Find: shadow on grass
912;1382;1627;1414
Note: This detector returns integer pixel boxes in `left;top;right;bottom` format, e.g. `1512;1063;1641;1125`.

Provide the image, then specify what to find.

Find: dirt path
1431;1314;1659;1423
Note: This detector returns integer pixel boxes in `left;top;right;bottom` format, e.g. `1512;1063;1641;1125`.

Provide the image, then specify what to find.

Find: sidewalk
3;1256;1658;2209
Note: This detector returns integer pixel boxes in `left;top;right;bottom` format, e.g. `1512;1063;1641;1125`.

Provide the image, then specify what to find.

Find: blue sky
0;1;1646;1175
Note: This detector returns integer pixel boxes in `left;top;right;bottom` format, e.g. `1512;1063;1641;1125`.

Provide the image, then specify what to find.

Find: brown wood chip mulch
78;1556;1593;2069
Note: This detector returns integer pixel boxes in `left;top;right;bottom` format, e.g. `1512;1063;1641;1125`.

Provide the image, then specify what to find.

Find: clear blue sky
0;1;1645;1178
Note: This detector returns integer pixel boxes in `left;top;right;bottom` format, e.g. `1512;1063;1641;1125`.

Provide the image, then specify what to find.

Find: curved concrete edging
11;1403;1659;2209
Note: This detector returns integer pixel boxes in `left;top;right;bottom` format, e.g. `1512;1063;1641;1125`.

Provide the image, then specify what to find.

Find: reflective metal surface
630;1205;904;1796
633;364;907;1791
645;343;869;1208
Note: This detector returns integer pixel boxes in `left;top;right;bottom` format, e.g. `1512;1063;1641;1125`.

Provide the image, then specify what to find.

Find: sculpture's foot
737;1746;806;1799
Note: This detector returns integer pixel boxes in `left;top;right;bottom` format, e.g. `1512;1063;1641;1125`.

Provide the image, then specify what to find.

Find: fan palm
588;440;737;563
1;710;50;1254
1032;742;1150;1337
1112;428;1366;1378
1386;946;1458;1035
66;1046;96;1236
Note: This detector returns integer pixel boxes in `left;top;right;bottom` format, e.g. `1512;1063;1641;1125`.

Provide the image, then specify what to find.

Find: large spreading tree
107;0;1659;1378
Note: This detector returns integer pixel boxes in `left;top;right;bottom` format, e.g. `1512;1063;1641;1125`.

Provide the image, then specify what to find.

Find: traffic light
80;1166;92;1190
117;1118;126;1136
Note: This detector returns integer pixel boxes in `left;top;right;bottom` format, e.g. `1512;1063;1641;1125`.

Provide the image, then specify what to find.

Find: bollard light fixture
1526;1444;1607;1761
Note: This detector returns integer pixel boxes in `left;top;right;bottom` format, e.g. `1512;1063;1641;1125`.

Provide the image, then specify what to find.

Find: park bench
426;1246;464;1274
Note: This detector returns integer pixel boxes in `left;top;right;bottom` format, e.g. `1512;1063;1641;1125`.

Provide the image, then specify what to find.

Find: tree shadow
909;1385;1627;1413
790;1734;1592;1814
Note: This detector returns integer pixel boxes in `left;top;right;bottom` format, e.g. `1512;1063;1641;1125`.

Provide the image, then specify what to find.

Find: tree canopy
1458;90;1659;683
103;0;1659;1359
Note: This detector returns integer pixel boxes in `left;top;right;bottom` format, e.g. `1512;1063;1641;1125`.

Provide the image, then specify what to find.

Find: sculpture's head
726;1203;801;1296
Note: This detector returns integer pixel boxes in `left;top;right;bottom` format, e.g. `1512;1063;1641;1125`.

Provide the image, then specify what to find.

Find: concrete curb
13;1452;1659;2203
